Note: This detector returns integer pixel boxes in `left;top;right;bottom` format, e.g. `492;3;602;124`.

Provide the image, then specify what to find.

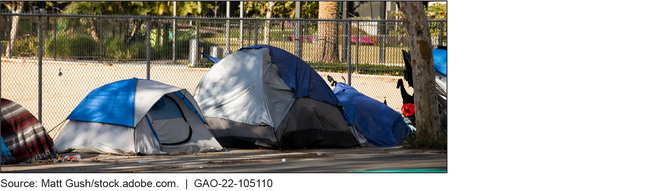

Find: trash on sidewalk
281;159;286;162
138;160;149;164
317;153;322;156
62;155;81;161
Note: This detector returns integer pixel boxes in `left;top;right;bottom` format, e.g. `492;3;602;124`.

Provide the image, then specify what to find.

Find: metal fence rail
1;13;446;137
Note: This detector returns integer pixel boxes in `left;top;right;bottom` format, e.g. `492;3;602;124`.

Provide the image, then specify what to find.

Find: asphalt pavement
1;147;446;173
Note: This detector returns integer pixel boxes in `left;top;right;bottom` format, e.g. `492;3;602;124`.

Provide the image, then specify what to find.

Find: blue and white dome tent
54;78;223;155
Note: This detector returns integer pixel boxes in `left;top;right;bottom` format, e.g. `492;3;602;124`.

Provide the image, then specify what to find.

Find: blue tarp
432;49;447;76
1;136;11;156
201;53;221;63
241;45;341;106
67;78;138;127
333;83;411;147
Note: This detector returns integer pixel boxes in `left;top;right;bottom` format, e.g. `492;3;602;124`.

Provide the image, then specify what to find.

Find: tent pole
146;18;151;80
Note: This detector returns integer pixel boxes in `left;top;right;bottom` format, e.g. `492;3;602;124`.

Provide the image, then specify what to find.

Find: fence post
225;1;231;55
354;20;360;85
254;18;258;45
347;21;352;86
239;1;244;49
38;9;44;123
53;12;56;61
341;1;350;60
294;1;302;58
379;21;386;64
281;21;285;49
173;2;177;63
342;3;348;61
438;21;445;47
146;18;151;80
99;18;102;63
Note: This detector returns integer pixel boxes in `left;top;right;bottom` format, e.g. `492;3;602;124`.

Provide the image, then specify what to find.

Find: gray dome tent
194;45;367;149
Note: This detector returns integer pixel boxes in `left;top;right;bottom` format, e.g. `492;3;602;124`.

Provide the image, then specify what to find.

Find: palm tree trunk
398;2;442;138
127;19;141;45
312;1;339;63
88;18;100;42
4;2;25;58
263;1;276;45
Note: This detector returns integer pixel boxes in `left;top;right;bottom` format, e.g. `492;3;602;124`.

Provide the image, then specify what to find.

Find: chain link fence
1;12;446;138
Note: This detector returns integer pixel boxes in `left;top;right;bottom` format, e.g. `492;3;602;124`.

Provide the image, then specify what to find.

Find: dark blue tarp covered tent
333;83;412;147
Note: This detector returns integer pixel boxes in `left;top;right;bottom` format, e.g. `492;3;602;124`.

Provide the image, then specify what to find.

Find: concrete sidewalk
1;147;446;173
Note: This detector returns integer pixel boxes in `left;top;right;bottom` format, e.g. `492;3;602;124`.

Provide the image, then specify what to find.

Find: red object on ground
401;103;416;117
351;36;375;45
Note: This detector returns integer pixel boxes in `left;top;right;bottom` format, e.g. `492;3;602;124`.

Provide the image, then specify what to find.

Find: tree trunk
156;21;162;47
123;19;130;44
263;1;276;45
398;2;442;138
126;19;142;45
214;1;218;17
88;18;100;42
4;2;25;58
163;23;170;46
312;1;339;63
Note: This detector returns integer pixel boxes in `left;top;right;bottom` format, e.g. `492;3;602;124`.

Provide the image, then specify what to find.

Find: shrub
308;61;405;76
44;31;97;58
100;34;147;60
14;36;39;56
